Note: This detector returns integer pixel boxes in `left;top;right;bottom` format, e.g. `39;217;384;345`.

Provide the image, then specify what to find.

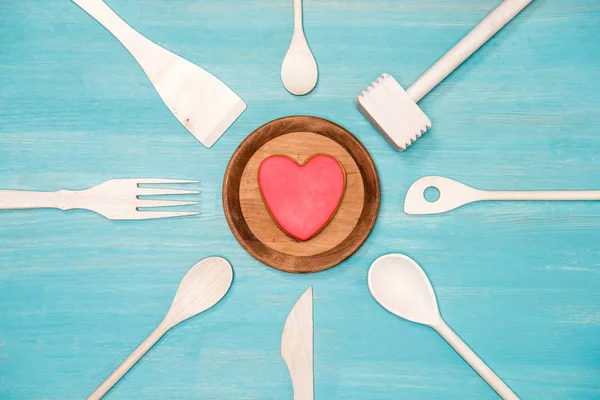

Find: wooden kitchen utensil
0;178;199;220
281;0;318;95
88;257;233;399
357;0;534;151
223;116;380;273
368;254;519;400
281;287;314;400
405;176;600;215
72;0;246;148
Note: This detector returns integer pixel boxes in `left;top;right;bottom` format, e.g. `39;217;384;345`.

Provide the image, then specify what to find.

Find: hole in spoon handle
433;321;520;400
423;186;441;203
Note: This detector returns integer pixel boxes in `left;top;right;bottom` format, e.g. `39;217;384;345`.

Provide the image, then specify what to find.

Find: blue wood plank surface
1;0;599;398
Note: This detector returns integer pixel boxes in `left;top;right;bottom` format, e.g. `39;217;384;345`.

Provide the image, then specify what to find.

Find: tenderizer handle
434;321;520;400
407;0;533;103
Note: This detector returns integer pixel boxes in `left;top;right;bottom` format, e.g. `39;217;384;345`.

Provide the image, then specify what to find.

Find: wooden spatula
72;0;246;148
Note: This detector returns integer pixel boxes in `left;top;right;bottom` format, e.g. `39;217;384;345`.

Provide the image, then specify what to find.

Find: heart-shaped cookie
258;155;346;241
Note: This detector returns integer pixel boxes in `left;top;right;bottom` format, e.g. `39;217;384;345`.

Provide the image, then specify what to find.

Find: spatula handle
88;321;170;400
72;0;154;61
407;0;533;103
480;190;600;201
434;322;519;400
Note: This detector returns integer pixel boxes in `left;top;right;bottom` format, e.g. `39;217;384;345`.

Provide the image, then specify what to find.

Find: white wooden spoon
88;257;234;399
281;0;318;95
405;176;600;215
368;254;519;400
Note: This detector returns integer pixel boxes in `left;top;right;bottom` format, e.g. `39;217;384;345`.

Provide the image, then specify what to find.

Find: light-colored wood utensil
281;0;318;95
281;287;314;400
357;0;534;151
222;116;380;273
0;178;199;220
369;254;519;400
405;176;600;215
88;257;234;400
72;0;246;148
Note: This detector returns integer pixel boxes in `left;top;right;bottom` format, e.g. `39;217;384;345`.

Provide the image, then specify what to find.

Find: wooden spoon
368;254;519;400
405;176;600;215
88;257;233;399
281;0;318;95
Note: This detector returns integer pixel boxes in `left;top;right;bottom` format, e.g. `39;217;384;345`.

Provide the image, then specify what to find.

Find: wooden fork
0;179;199;220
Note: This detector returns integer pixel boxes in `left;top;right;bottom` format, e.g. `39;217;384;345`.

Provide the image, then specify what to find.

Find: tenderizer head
356;74;431;152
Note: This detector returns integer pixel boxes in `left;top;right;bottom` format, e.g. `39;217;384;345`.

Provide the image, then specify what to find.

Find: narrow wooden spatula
88;257;234;399
72;0;246;148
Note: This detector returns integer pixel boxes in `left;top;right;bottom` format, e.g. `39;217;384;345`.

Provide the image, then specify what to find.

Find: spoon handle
293;0;303;31
88;321;171;400
480;190;600;202
434;322;519;400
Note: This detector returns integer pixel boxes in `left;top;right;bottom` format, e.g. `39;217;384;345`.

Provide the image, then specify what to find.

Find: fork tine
132;211;200;220
137;200;199;208
135;179;199;185
137;188;200;196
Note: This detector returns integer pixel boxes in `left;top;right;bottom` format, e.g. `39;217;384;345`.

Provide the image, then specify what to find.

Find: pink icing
258;155;346;241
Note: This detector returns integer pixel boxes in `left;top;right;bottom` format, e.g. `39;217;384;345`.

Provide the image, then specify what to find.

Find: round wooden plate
223;116;380;273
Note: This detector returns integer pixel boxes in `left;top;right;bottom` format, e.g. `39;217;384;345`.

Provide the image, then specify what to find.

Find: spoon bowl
281;34;318;95
167;256;234;325
368;254;441;326
367;253;520;400
281;0;318;95
404;176;481;215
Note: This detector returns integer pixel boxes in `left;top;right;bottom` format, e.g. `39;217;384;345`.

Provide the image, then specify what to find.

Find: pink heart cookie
258;155;346;241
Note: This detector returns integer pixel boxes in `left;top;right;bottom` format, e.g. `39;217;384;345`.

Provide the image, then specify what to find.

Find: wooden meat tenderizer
356;0;533;151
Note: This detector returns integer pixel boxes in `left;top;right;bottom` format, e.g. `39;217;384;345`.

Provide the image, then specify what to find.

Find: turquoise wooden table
1;1;599;398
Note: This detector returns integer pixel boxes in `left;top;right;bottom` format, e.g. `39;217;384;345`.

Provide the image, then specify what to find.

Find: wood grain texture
223;116;380;273
0;0;599;399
